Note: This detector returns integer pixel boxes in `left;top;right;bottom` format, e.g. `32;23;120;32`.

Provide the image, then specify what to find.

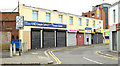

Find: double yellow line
48;45;104;64
48;50;61;64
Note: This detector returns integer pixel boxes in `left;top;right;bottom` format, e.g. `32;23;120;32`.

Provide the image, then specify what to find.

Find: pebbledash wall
19;4;103;50
109;1;120;52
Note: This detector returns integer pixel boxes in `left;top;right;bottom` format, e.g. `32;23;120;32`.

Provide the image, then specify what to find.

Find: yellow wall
104;39;110;44
67;16;103;31
19;4;103;31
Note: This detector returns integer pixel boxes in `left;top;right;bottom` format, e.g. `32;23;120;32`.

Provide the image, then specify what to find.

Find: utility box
11;40;21;50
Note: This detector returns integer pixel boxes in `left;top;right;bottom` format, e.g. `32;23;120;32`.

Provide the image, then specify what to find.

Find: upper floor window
85;15;88;17
91;13;95;17
46;13;50;22
59;15;63;23
78;18;82;25
32;10;38;20
86;19;89;26
113;10;116;23
93;21;95;27
69;16;73;24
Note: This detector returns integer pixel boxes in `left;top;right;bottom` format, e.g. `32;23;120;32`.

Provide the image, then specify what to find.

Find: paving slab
2;49;53;65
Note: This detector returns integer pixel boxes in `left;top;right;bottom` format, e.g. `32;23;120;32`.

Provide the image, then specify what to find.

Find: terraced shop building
19;4;103;50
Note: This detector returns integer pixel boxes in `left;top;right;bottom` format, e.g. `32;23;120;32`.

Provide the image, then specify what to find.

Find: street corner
47;49;62;64
95;49;119;60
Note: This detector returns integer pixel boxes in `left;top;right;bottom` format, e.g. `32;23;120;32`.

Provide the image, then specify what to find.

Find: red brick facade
0;12;19;40
82;4;109;29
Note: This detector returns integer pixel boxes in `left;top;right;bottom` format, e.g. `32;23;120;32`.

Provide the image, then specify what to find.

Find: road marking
95;50;119;60
83;57;103;64
48;50;61;64
44;50;51;59
47;44;107;64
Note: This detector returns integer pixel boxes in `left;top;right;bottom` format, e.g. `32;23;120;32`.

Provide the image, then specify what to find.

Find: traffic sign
16;16;24;29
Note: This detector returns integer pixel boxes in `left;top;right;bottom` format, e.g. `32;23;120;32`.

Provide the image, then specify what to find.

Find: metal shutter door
93;34;97;44
68;33;76;46
98;33;103;44
31;31;41;49
57;31;66;47
43;31;55;48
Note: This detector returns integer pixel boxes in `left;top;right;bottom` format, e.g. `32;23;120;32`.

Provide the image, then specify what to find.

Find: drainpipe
97;33;98;44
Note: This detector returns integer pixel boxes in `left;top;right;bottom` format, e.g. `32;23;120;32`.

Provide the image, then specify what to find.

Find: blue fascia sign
24;21;67;28
85;27;92;30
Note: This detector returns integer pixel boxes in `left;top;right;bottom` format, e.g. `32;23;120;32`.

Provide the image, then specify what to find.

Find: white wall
118;3;120;23
109;2;120;51
109;4;119;26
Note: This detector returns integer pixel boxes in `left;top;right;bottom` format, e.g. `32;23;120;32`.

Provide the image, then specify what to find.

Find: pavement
1;48;53;65
1;44;119;65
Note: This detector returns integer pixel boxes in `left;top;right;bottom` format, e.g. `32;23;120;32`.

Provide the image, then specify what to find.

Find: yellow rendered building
19;4;103;50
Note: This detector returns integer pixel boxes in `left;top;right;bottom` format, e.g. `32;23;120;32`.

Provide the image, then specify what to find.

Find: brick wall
0;12;19;40
82;5;108;29
0;32;11;50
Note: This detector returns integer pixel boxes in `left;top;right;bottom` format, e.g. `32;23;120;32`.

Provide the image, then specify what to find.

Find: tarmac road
51;44;118;64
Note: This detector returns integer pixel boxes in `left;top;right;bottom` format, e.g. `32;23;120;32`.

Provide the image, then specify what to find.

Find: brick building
0;12;19;40
82;3;111;29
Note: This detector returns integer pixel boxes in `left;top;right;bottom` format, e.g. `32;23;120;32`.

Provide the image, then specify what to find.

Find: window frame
46;12;51;22
32;10;38;21
113;9;116;23
58;15;63;23
93;21;95;27
86;19;89;26
91;13;95;17
69;16;73;25
78;18;82;26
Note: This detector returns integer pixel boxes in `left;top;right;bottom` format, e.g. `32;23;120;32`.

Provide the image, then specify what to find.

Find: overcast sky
0;0;119;15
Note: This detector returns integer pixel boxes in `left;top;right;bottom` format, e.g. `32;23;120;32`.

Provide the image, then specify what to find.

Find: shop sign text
24;21;67;28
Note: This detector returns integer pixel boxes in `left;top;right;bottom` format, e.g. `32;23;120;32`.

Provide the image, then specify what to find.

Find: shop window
105;36;109;39
87;38;89;42
46;13;50;22
32;10;38;20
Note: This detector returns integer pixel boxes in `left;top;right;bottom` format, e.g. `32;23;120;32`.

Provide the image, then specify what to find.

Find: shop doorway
112;31;117;51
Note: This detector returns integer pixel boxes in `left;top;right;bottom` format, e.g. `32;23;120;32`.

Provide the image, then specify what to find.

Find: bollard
19;50;21;56
10;44;13;57
22;43;25;53
13;43;16;55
